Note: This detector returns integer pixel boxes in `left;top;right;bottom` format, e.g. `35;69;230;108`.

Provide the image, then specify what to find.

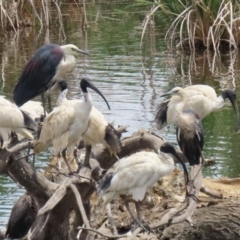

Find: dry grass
141;0;240;51
0;0;74;32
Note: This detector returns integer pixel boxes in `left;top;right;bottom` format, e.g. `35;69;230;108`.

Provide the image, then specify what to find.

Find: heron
97;142;188;232
13;43;89;107
52;80;122;169
155;85;239;131
34;78;110;174
160;87;204;166
0;96;38;147
5;193;39;239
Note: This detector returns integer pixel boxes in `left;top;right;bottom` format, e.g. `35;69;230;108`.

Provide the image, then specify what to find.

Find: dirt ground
90;168;240;239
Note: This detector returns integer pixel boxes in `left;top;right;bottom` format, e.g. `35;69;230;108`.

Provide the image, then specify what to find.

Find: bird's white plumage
56;87;115;152
82;106;108;147
35;96;92;155
185;84;225;109
20;101;45;120
161;87;227;128
55;55;76;81
98;151;175;204
0;97;35;140
53;44;83;82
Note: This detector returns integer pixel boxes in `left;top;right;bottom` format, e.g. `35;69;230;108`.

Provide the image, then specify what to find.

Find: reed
143;0;240;51
0;0;65;32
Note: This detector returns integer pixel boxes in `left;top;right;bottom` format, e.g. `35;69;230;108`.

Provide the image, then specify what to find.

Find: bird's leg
57;152;62;170
124;199;150;233
32;153;36;166
41;92;47;118
82;145;92;169
187;165;201;203
106;203;118;235
47;94;52;112
26;142;31;163
197;144;206;166
135;202;151;233
0;137;3;149
62;149;74;174
181;148;198;202
181;148;190;199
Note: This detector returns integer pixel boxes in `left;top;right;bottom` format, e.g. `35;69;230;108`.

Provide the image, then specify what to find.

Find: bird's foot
187;192;199;202
134;222;151;234
185;188;198;202
82;162;92;169
77;161;92;172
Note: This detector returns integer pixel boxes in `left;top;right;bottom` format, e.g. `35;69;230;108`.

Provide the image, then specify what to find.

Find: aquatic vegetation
0;0;82;32
143;0;240;51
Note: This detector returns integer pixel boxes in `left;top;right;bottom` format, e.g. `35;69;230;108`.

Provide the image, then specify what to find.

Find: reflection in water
0;1;240;230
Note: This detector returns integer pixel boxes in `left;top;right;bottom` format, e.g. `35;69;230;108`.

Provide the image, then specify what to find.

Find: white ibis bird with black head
155;85;239;131
34;78;110;174
97;142;188;232
52;80;122;169
0;96;38;147
13;43;89;107
160;87;205;166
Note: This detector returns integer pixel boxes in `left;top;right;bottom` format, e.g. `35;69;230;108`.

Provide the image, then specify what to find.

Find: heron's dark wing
13;44;63;106
154;100;169;129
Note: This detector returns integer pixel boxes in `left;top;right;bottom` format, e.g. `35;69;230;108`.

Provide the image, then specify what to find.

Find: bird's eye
71;48;75;51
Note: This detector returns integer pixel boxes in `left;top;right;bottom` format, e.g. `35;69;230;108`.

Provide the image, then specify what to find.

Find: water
1;1;240;229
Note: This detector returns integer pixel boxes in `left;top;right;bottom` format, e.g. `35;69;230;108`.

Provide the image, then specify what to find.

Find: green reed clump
146;0;240;51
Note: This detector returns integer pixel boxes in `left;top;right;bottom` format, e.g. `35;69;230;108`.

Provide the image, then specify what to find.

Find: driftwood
0;129;238;240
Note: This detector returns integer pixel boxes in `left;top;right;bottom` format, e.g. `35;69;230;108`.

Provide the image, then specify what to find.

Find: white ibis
34;78;110;173
97;142;188;231
160;87;205;166
13;43;89;107
5;193;39;239
155;85;239;130
0;96;38;146
53;80;122;169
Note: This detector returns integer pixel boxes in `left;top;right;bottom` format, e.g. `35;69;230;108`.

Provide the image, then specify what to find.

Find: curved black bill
80;78;110;110
160;142;189;187
227;92;239;131
233;101;239;131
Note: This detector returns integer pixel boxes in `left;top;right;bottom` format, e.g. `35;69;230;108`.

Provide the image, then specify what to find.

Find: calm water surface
1;1;240;229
